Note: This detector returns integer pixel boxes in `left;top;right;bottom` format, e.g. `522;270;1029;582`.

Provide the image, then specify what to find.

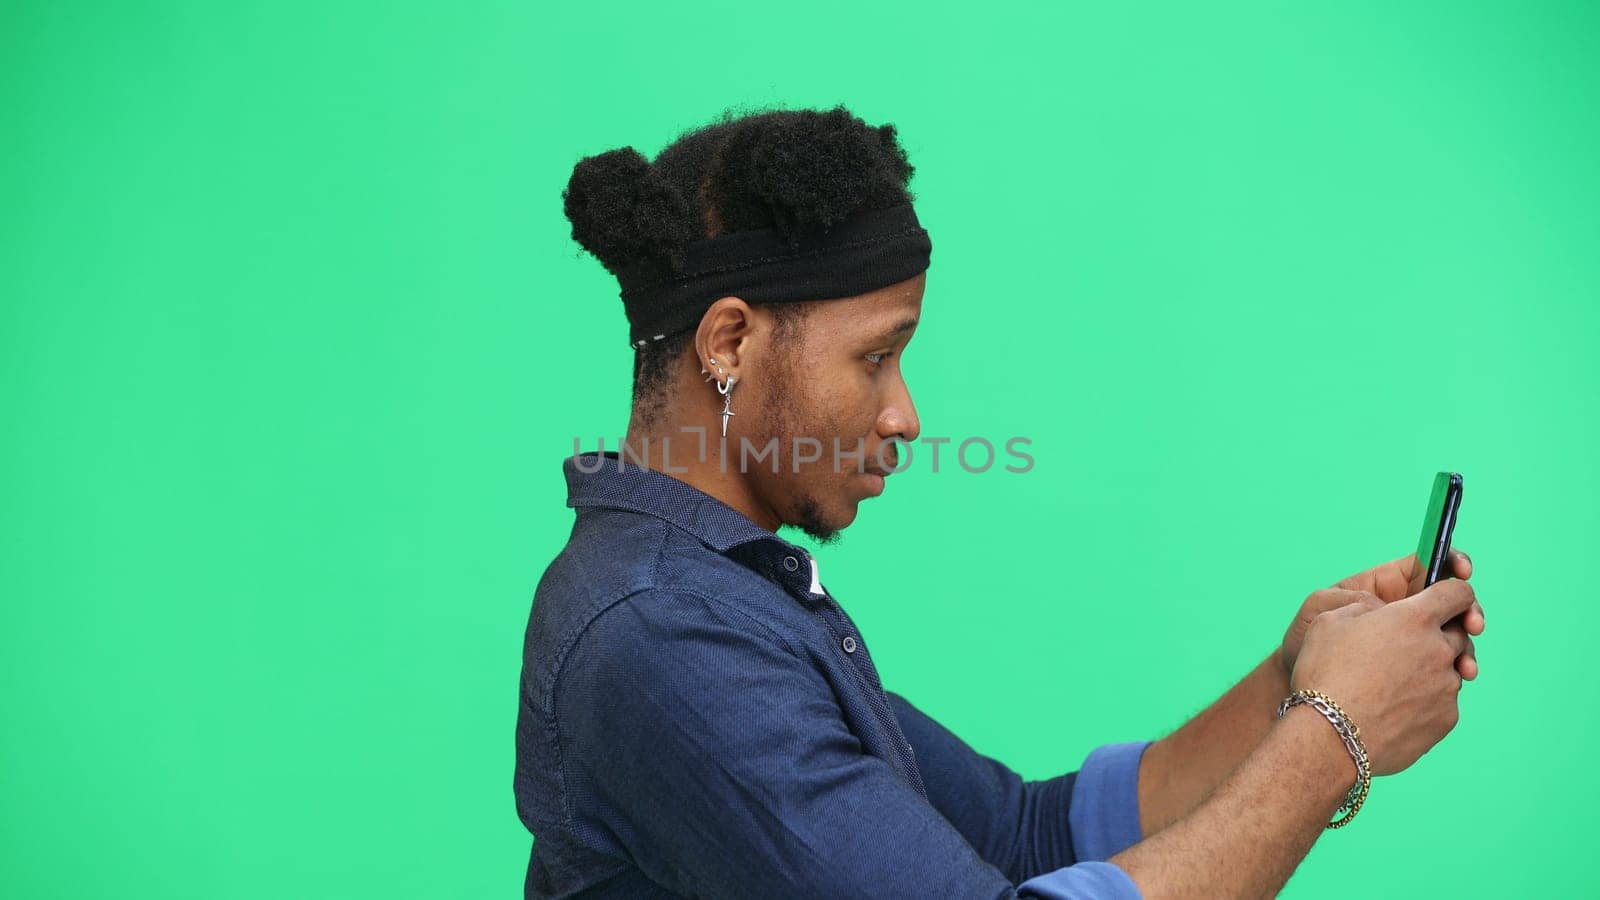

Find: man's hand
1290;577;1480;774
1134;546;1486;841
1115;575;1484;899
1279;548;1483;681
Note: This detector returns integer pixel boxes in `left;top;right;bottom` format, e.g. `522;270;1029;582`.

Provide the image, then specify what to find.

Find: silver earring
717;375;738;437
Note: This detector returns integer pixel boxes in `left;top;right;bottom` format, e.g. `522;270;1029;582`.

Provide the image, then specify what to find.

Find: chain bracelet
1276;689;1373;829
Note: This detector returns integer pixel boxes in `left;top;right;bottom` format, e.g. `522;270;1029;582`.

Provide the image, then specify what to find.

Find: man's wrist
1252;650;1294;721
1274;642;1296;681
1274;703;1362;813
1266;647;1293;690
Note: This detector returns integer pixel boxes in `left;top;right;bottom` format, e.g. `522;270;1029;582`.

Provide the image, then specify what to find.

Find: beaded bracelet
1276;689;1373;829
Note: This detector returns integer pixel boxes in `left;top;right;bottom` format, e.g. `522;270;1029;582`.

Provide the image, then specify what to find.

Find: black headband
615;202;933;349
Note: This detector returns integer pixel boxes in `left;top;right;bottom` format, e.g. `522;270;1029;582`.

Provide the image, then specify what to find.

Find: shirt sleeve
1067;740;1151;862
887;692;1152;881
554;588;1144;899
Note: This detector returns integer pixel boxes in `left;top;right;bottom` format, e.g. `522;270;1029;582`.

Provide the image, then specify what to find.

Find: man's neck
620;424;781;533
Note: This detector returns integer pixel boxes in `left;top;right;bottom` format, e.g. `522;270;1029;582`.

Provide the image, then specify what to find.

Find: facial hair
757;352;845;546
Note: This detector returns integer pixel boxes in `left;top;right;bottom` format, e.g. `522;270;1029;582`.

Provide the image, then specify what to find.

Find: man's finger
1455;637;1479;681
1451;548;1473;580
1321;590;1385;617
1404;577;1478;624
1442;622;1471;657
1339;553;1422;600
1445;598;1486;634
1329;600;1369;618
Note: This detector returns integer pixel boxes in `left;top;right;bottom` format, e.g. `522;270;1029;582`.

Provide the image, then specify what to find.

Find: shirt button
782;555;800;572
841;636;857;653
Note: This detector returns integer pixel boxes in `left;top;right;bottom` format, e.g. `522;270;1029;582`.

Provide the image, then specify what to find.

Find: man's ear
695;297;757;375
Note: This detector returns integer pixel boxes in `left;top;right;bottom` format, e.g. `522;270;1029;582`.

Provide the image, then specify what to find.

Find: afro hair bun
562;145;698;275
704;105;916;245
560;105;919;280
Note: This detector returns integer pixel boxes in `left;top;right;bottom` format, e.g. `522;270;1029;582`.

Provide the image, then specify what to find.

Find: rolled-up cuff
1018;860;1142;899
1067;741;1152;862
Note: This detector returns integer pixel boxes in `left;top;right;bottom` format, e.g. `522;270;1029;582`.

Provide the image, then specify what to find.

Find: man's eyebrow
869;317;919;343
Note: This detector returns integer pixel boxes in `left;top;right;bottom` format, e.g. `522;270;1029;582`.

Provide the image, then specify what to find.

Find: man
513;105;1486;898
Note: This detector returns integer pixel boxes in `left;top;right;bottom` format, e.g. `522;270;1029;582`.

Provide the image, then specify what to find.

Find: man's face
748;272;924;543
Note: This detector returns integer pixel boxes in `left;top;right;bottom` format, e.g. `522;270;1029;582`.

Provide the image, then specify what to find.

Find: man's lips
863;458;896;477
860;464;892;497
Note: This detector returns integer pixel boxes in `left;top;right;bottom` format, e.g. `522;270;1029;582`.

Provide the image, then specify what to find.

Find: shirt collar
564;450;827;603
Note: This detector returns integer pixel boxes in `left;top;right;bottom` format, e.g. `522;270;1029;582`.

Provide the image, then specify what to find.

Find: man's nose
878;377;919;445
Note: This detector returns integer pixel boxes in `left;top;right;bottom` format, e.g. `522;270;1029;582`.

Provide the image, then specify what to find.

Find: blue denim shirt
514;450;1151;898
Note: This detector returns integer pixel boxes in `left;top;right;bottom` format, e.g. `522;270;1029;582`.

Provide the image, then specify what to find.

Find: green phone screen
1415;472;1452;571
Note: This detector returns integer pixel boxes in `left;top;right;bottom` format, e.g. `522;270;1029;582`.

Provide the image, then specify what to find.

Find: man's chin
788;495;856;545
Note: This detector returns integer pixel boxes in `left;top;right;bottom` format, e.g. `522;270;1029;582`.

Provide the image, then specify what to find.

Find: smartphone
1415;471;1464;587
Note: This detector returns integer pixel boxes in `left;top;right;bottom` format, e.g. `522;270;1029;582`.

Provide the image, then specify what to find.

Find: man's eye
865;352;893;365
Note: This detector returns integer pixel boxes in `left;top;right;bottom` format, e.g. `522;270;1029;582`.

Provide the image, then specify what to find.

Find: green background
4;2;1596;897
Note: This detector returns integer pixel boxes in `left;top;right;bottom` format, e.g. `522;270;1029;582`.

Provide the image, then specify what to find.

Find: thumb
1320;589;1385;616
1331;598;1379;618
1404;577;1478;625
1305;586;1382;611
1306;593;1382;625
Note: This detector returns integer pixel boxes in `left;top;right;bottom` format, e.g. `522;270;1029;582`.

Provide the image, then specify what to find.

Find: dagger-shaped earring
717;375;738;437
